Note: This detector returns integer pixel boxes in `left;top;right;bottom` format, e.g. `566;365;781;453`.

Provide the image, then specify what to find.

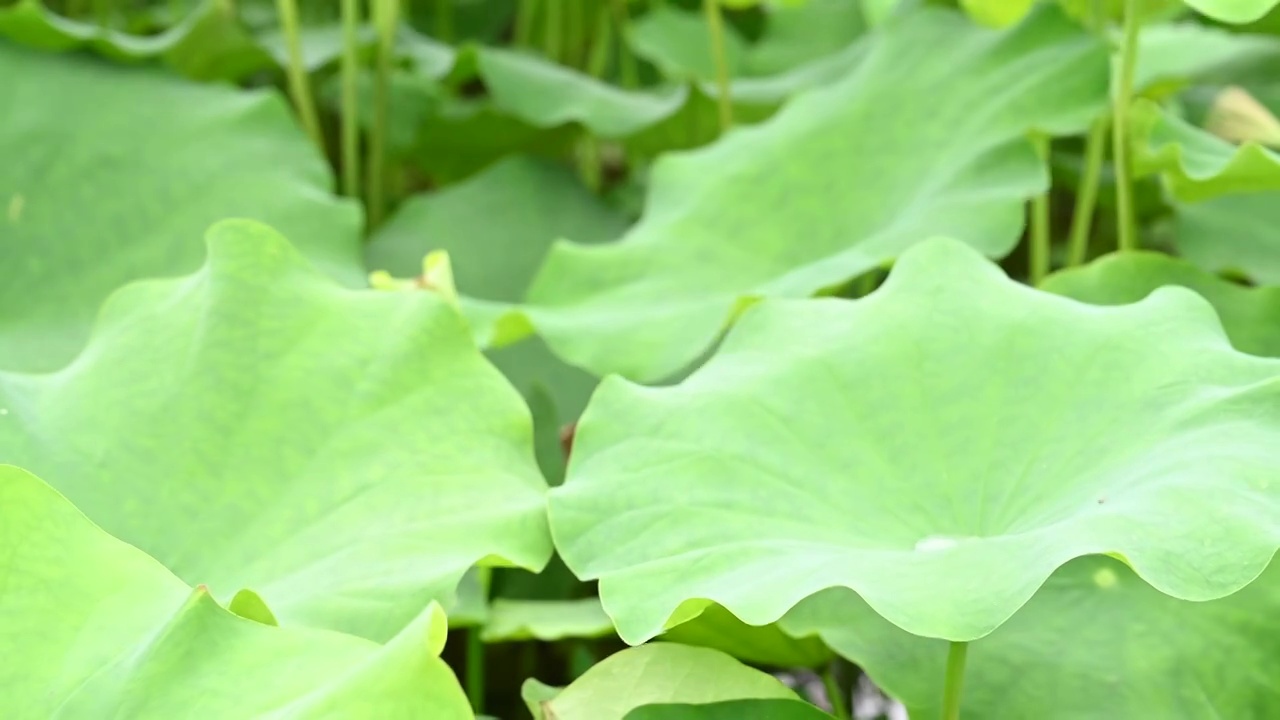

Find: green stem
612;0;638;87
941;641;969;720
565;0;585;68
1067;115;1109;267
436;0;454;41
515;0;541;47
276;0;325;152
703;0;733;131
367;0;399;229
822;664;850;720
339;0;361;200
1112;0;1141;252
545;0;563;62
1029;134;1051;285
466;567;492;713
588;4;613;78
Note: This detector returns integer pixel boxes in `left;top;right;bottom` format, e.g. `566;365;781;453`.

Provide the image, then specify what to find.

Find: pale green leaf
780;555;1280;718
0;220;551;642
524;643;798;720
1041;250;1280;357
1174;191;1280;285
549;237;1280;644
1182;0;1280;23
0;465;472;719
961;0;1037;27
0;43;361;373
1135;23;1280;93
626;700;835;720
660;603;833;669
1132;98;1280;201
482;598;615;642
521;5;1108;381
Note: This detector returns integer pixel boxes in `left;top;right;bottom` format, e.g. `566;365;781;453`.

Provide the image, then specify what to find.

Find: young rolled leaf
1132;98;1280;201
549;237;1280;644
0;43;361;373
522;5;1108;381
0;220;552;642
523;643;798;720
0;465;472;718
781;555;1280;718
1041;251;1280;357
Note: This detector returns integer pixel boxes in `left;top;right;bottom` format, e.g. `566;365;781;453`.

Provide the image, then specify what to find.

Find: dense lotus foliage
5;0;1280;718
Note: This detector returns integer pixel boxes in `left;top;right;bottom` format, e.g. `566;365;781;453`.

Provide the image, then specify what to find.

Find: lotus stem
941;641;969;720
276;0;325;153
515;0;542;47
1029;135;1052;285
546;0;564;62
466;567;492;713
612;0;638;87
1066;115;1109;268
436;0;454;41
1112;0;1141;252
822;663;850;720
340;0;361;200
703;0;733;131
367;0;400;229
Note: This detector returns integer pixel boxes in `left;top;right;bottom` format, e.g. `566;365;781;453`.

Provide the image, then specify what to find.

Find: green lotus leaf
0;220;551;642
481;598;615;642
626;700;835;720
1182;0;1280;23
474;48;689;137
780;555;1280;718
549;237;1280;644
730;0;864;77
1041;250;1280;357
0;465;472;718
1132;98;1280;201
367;156;624;421
0;0;273;81
660;603;834;669
1135;23;1280;93
628;5;750;82
1173;191;1280;285
960;0;1037;27
522;5;1108;381
523;643;798;720
0;42;361;373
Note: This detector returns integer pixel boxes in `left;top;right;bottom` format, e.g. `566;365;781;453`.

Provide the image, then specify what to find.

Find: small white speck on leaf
7;194;23;224
914;535;960;552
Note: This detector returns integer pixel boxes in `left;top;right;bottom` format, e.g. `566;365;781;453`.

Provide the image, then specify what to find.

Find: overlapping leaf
523;643;798;720
549;237;1280;644
518;5;1108;381
0;42;361;373
1184;0;1280;23
482;598;615;642
0;465;472;718
660;604;833;669
1042;251;1280;356
781;555;1280;718
626;700;835;720
0;220;551;642
1172;191;1280;284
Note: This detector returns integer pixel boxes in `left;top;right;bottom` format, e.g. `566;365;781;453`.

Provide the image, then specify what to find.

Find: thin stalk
821;663;850;720
579;6;611;191
703;0;733;131
611;0;638;87
1112;0;1142;252
466;567;492;713
565;0;585;68
436;0;454;41
941;641;969;720
515;0;542;47
545;0;564;62
1029;135;1052;285
587;4;613;78
339;0;361;199
367;0;400;229
94;0;109;27
276;0;325;152
1067;115;1109;267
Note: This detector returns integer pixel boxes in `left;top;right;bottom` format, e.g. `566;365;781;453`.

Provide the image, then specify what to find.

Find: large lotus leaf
1183;0;1280;23
0;0;273;81
780;555;1280;718
1173;191;1280;285
519;5;1108;381
660;603;833;669
1041;251;1280;357
1132;98;1280;201
1135;23;1280;93
0;42;361;373
733;0;865;76
366;156;625;421
0;220;551;642
523;643;798;720
481;598;615;642
549;237;1280;644
626;700;835;720
628;6;750;82
0;465;472;718
473;48;690;138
